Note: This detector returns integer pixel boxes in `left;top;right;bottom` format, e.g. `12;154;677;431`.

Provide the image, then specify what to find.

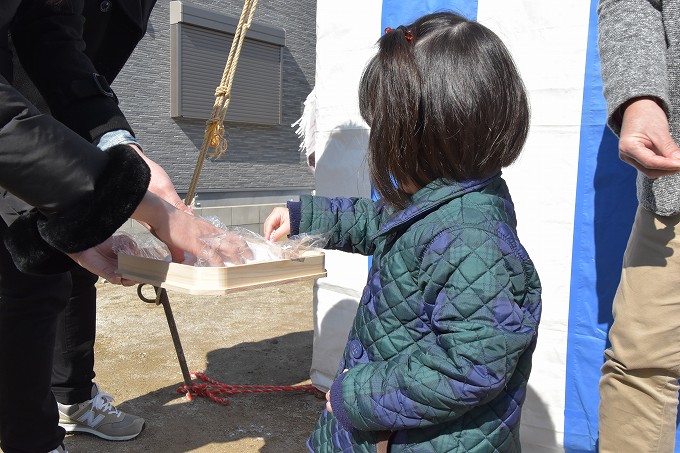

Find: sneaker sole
59;422;145;441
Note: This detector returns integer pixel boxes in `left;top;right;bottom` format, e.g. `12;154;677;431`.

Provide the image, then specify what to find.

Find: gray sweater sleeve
597;0;668;135
598;0;680;216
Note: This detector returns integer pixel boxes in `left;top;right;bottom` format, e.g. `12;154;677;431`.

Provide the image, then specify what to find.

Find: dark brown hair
359;12;530;209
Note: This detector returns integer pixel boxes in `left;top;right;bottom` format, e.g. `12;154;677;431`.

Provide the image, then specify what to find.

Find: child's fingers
269;226;289;242
264;208;291;241
325;391;333;413
263;211;283;239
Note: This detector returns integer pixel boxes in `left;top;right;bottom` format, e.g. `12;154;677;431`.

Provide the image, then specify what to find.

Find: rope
174;0;320;408
177;372;321;405
184;0;260;206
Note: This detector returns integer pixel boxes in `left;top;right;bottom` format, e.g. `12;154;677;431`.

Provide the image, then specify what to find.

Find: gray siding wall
111;0;316;206
121;202;285;237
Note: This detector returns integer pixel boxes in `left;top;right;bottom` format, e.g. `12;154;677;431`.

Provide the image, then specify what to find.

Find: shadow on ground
64;280;323;453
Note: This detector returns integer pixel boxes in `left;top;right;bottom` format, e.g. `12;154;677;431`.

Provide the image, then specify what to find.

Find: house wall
111;0;317;222
120;202;285;238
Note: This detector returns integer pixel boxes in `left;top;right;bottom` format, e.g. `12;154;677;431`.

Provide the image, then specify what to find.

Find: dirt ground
64;279;323;453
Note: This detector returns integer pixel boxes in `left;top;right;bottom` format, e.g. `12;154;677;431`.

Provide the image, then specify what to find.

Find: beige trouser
599;206;680;453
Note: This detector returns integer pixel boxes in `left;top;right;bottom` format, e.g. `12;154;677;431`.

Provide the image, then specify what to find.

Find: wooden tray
117;251;327;295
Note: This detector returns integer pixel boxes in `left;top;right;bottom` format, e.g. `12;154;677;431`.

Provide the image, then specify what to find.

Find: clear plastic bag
112;231;172;262
113;216;330;267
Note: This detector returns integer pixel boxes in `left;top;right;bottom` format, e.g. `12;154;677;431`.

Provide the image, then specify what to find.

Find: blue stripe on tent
564;0;637;451
381;0;477;29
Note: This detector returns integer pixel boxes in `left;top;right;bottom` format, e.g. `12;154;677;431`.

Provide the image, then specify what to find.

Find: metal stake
137;284;193;387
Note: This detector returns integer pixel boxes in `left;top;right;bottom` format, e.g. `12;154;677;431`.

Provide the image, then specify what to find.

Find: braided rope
184;0;259;206
177;372;321;405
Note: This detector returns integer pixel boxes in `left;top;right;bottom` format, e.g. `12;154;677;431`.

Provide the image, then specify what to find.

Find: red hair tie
385;25;414;41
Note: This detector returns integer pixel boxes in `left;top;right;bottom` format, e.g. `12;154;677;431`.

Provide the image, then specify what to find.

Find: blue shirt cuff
95;129;141;151
286;200;302;236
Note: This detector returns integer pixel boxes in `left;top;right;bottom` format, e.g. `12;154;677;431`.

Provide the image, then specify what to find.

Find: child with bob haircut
265;11;541;453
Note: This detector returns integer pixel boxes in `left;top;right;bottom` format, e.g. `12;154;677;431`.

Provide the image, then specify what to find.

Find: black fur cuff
39;144;150;253
4;210;77;274
4;144;150;274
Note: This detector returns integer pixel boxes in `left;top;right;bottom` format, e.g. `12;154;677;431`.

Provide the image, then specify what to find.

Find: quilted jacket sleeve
334;226;541;431
299;195;390;256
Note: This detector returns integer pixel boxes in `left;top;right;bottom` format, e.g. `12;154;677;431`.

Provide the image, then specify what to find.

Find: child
264;11;541;453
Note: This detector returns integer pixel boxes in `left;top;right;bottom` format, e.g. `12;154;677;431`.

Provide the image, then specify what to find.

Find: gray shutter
172;23;282;125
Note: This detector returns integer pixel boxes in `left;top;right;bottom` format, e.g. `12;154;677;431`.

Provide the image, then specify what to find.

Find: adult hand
67;237;132;285
67;193;253;285
132;192;254;265
263;207;291;242
128;144;193;215
68;192;253;286
618;97;680;178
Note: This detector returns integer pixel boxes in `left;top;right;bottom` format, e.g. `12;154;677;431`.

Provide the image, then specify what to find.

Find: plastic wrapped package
114;218;329;294
113;224;330;267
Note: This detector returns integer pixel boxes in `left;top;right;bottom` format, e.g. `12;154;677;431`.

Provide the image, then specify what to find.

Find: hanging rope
177;372;322;405
184;0;260;206
174;0;322;408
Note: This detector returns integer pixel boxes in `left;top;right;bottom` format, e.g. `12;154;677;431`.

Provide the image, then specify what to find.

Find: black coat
10;0;157;141
0;0;156;271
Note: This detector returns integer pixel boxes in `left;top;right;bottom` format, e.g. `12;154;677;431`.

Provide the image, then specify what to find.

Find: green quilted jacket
290;174;542;453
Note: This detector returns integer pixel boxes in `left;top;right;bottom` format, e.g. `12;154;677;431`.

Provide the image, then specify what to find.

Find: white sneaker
57;383;145;441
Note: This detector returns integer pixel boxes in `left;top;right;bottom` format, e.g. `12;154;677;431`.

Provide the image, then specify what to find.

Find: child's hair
359;12;530;209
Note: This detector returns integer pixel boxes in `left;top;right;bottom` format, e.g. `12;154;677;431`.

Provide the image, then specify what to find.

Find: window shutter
170;2;284;125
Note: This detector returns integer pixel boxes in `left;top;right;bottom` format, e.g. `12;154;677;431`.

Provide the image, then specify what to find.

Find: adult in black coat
1;1;159;451
0;2;248;452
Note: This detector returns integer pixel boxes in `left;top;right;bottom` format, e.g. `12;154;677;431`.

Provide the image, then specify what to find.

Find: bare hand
129;144;193;215
68;194;254;284
325;368;348;414
619;97;680;178
263;207;291;242
67;237;133;285
197;231;256;265
325;390;332;413
132;192;254;265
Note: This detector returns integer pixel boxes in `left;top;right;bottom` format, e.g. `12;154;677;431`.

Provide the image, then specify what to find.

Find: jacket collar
370;172;500;240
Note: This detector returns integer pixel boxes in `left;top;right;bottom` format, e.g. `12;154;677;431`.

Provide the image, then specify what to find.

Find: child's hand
263;207;291;242
326;368;349;413
325;390;333;412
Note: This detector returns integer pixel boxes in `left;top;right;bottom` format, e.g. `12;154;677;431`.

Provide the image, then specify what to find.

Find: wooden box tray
117;251;327;295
